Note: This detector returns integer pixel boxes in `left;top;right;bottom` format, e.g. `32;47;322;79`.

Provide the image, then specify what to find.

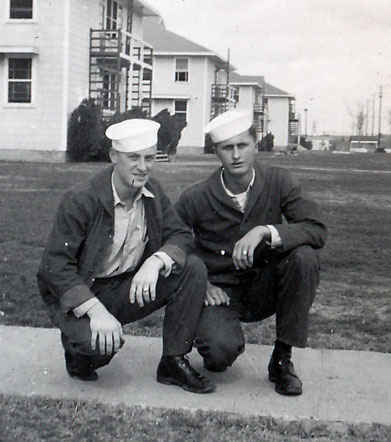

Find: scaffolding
89;28;153;119
210;83;237;119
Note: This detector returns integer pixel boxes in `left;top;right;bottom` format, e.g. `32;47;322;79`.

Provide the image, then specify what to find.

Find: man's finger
129;284;136;304
99;332;106;355
136;286;144;307
118;324;123;339
113;330;120;353
248;248;254;267
207;295;215;306
142;286;151;303
150;283;156;302
91;329;97;351
106;333;113;355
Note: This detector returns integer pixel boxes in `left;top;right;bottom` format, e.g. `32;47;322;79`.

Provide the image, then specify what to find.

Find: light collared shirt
95;178;152;277
73;175;174;318
220;168;282;248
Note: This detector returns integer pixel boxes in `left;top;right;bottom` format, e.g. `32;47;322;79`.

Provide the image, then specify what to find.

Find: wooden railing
90;29;153;68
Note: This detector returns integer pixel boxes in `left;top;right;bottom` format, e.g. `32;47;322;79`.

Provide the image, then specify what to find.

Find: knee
287;246;319;273
197;329;244;368
184;254;207;280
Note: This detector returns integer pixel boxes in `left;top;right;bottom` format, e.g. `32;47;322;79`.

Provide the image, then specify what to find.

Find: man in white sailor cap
175;109;327;396
37;118;214;393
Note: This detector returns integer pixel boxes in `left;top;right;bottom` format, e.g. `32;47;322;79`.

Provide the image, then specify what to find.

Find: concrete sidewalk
1;325;390;425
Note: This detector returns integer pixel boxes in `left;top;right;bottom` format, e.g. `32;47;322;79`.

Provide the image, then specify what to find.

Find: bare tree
356;109;365;135
346;101;367;135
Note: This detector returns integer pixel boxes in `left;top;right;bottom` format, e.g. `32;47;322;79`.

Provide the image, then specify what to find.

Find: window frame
102;72;117;111
7;0;36;22
174;58;189;83
105;0;123;31
174;99;188;124
5;56;35;107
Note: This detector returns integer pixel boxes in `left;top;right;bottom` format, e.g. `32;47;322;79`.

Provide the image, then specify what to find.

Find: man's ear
109;149;117;164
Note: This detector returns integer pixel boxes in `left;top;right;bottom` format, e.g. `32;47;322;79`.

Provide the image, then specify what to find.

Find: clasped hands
89;255;163;355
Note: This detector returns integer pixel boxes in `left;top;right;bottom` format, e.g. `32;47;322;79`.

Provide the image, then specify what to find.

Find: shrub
67;99;107;162
67;103;187;161
153;109;187;158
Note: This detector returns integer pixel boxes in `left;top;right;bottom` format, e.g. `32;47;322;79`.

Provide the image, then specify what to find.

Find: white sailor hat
105;119;160;152
205;109;253;144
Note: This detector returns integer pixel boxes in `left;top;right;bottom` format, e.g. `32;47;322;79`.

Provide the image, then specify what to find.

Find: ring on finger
242;250;248;255
142;287;149;292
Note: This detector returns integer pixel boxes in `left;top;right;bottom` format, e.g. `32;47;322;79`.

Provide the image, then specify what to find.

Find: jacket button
220;250;226;256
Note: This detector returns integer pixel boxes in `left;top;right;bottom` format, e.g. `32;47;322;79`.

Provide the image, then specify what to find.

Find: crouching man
37;118;214;394
175;110;327;395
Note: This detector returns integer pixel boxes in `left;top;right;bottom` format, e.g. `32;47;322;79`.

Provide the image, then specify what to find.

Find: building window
9;0;33;19
102;73;117;110
175;58;189;82
174;100;187;123
105;0;122;30
8;58;32;103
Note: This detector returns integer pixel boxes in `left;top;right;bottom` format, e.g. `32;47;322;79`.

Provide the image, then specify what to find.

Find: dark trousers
195;246;320;370
53;254;207;371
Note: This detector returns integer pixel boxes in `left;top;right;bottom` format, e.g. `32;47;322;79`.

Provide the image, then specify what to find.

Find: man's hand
88;303;123;355
232;226;270;270
205;281;230;306
129;255;163;307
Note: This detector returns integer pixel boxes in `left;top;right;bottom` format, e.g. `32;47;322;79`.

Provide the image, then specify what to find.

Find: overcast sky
148;0;391;135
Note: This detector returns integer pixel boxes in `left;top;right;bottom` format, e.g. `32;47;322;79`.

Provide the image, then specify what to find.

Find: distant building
229;74;297;149
309;135;332;151
349;136;378;152
264;82;297;149
229;73;266;142
144;19;235;148
0;0;160;161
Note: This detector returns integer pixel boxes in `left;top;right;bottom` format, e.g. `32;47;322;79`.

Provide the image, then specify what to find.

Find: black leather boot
268;353;302;396
157;355;215;393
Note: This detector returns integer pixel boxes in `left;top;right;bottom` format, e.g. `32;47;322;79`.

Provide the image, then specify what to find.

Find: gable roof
143;19;234;69
229;72;264;88
264;82;293;97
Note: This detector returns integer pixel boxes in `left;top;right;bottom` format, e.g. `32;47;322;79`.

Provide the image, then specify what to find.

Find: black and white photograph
0;0;390;440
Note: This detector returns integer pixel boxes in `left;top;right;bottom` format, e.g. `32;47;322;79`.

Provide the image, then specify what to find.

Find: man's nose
137;156;146;170
232;146;240;159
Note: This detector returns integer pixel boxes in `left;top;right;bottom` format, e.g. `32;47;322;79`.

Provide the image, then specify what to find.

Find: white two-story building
145;19;296;151
230;72;297;149
144;18;236;149
0;0;160;161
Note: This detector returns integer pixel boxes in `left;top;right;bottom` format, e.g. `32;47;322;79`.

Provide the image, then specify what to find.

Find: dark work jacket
37;166;192;315
175;161;327;284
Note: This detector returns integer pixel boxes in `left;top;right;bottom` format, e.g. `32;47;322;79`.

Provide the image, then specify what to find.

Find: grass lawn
1;394;390;442
1;151;391;440
1;151;390;352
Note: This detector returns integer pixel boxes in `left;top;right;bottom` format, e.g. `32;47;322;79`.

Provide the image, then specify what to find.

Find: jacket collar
207;160;266;212
90;165;157;214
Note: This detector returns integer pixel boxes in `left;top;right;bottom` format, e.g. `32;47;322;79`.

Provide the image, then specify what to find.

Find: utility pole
304;108;308;137
297;113;301;150
378;85;383;148
371;93;376;136
365;99;369;135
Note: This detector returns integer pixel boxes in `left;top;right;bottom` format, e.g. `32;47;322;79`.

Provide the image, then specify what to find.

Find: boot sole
157;375;215;394
67;369;98;382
